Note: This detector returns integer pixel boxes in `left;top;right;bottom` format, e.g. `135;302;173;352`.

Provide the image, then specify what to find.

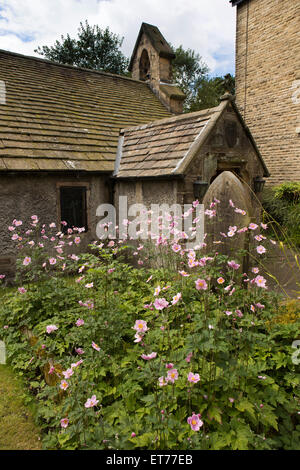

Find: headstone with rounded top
202;170;252;260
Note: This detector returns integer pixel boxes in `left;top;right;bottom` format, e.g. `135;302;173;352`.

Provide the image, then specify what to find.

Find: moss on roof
0;49;171;172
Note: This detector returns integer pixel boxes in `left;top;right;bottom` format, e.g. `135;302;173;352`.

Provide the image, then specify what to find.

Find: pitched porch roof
114;96;270;179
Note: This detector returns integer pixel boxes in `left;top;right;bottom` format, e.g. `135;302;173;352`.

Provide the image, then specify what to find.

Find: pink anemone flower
187;413;203;431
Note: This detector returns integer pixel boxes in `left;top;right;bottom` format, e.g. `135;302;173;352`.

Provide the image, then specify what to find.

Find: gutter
110;173;185;182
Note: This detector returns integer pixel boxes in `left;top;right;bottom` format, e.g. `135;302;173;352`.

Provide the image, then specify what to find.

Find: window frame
56;182;91;233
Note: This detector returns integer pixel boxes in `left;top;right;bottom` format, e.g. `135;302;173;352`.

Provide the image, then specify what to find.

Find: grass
0;365;42;450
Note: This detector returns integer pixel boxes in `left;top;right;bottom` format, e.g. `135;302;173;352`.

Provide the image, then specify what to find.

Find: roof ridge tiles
0;48;145;84
120;104;222;134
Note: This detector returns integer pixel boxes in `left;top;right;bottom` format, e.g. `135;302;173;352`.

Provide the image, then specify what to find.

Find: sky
0;0;236;77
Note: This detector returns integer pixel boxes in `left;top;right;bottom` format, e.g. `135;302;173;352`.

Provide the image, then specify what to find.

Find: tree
171;45;235;112
172;45;209;112
35;21;129;75
189;73;236;112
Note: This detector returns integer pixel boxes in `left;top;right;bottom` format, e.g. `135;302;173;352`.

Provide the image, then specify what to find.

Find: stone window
59;185;88;232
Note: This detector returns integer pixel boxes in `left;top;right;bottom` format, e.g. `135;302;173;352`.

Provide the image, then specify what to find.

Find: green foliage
172;45;209;111
1;236;299;450
262;183;300;246
267;300;300;328
273;182;300;203
35;20;129;75
171;44;234;112
189;74;235;112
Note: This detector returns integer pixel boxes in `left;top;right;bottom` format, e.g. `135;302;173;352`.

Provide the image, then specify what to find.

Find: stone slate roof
129;23;175;71
114;103;224;178
0;49;171;172
114;96;270;178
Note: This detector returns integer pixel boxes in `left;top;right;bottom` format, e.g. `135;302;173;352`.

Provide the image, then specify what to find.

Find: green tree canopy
171;45;235;112
35;21;129;75
172;45;209;111
189;73;236;112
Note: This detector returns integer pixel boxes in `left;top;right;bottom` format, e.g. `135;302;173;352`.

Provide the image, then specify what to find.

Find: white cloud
0;0;236;75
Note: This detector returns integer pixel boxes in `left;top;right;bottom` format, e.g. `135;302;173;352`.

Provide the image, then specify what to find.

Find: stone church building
0;22;269;273
230;0;300;185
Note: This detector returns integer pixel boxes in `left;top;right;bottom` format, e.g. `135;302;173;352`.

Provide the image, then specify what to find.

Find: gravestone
202;171;252;260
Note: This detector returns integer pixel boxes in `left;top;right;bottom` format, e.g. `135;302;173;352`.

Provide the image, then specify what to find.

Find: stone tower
230;0;300;184
129;23;185;114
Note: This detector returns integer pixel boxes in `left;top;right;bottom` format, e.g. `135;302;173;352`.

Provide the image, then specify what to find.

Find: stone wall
131;32;162;84
130;32;184;114
182;105;265;221
114;179;177;223
0;173;109;273
235;0;300;185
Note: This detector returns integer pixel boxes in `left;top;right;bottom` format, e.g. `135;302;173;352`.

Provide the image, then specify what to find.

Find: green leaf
235;399;256;420
29;381;40;388
231;431;249;450
132;432;154;448
58;432;72;447
211;432;230;450
140;394;155;404
261;411;278;431
207;406;222;424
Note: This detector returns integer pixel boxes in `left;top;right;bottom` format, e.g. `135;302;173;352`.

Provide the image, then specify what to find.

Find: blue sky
0;0;236;77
